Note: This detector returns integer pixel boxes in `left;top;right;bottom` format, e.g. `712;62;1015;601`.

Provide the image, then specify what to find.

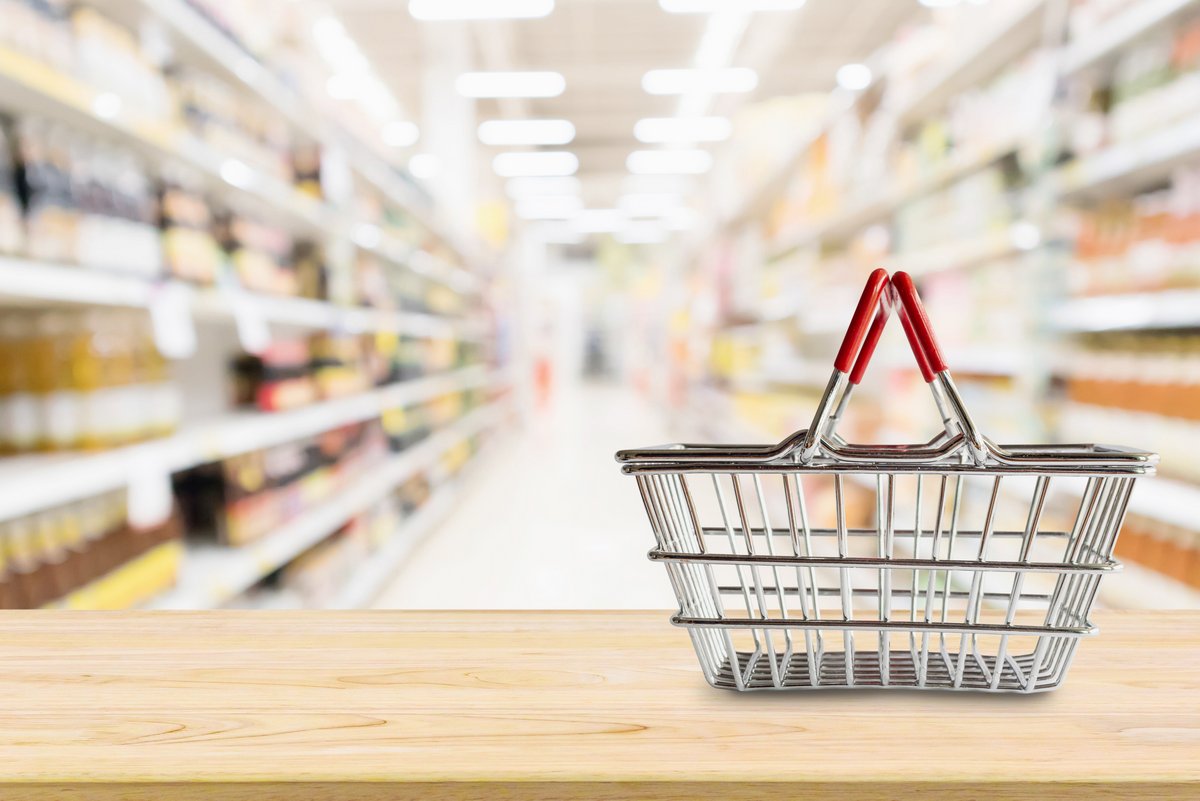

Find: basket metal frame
616;271;1156;692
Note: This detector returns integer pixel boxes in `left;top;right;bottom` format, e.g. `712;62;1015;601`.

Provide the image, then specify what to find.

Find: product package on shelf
173;418;388;548
0;488;182;609
0;309;180;454
1069;167;1200;295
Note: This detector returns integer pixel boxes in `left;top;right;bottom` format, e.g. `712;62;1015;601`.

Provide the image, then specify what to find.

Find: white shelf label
149;282;198;359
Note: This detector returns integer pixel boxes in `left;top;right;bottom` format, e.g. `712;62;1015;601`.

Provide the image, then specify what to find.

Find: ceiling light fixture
382;120;420;147
505;176;582;198
456;71;565;98
572;209;625;234
493;151;579;177
643;67;757;95
616;222;668;245
659;0;805;11
627;149;713;175
409;0;554;20
478;119;575;146
836;63;872;91
618;193;682;217
634;116;731;144
514;195;584;220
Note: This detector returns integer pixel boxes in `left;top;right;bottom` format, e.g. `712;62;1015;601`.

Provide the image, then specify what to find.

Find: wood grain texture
0;610;1192;800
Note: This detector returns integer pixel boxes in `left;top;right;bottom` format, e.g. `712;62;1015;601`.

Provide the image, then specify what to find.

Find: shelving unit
0;366;495;522
1052;289;1200;332
1060;0;1200;75
0;257;485;339
149;398;505;610
1050;112;1200;199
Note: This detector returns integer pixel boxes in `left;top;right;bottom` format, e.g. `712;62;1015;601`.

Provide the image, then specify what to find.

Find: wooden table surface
0;610;1195;800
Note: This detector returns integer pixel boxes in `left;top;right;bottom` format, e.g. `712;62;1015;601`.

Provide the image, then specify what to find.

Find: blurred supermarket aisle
374;383;675;609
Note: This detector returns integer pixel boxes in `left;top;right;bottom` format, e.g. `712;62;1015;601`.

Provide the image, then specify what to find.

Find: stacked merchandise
0;489;182;609
1069;168;1200;295
228;426;487;611
1057;334;1200;484
0;310;180;454
173;419;389;548
1062;8;1200;155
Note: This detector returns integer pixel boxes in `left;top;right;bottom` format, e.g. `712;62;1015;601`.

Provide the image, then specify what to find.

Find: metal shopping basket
616;269;1156;692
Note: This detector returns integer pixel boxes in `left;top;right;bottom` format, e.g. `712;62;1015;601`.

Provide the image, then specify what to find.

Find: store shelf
1060;0;1200;76
1050;112;1200;199
0;44;333;236
0;366;495;521
148;399;504;609
0;257;484;339
1052;289;1200;332
769;138;1022;259
890;228;1023;276
137;0;478;265
892;0;1048;126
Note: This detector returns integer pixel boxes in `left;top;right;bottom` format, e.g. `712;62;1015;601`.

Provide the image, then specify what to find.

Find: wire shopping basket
616;269;1156;692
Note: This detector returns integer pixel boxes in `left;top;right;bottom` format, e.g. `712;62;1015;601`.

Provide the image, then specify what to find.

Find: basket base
711;646;1065;692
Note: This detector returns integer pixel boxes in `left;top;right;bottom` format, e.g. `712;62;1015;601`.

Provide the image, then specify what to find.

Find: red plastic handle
892;271;948;377
834;268;889;374
848;300;889;385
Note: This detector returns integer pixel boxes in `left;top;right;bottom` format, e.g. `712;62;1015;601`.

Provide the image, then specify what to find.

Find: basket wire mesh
617;270;1155;692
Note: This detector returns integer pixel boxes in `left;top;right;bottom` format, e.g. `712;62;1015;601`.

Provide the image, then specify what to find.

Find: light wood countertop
0;610;1195;799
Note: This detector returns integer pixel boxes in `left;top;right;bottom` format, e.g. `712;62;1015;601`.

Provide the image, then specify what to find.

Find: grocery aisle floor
374;382;677;609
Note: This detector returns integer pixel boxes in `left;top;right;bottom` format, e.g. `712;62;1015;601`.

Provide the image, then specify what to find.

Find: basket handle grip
842;272;937;384
892;271;948;377
833;268;889;374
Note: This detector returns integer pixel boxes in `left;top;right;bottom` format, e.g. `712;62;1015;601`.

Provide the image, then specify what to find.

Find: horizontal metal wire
673;615;1096;638
714;585;1054;603
650;549;1120;574
621;461;1152;477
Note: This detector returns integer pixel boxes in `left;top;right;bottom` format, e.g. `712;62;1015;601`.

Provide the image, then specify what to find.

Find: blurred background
0;0;1195;612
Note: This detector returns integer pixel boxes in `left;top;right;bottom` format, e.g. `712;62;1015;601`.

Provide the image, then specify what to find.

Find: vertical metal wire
879;474;895;686
918;476;948;687
782;474;816;688
955;476;1000;688
753;475;791;686
712;473;759;685
732;474;780;688
680;474;743;690
991;475;1050;691
788;474;822;686
834;474;854;686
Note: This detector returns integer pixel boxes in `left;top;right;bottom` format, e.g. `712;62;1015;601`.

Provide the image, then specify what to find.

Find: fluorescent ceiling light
617;222;668;245
634;116;731;144
409;0;554;20
572;209;625;233
664;206;698;231
836;63;872;91
660;0;805;11
456;71;565;98
493;151;579;177
382;120;420;147
408;153;441;179
515;195;583;220
536;222;584;245
627;149;713;175
479;119;575;146
618;193;681;217
643;67;757;95
622;174;694;194
505;176;581;198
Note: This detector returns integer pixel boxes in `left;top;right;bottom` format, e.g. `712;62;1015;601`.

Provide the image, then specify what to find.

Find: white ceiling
331;0;926;200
